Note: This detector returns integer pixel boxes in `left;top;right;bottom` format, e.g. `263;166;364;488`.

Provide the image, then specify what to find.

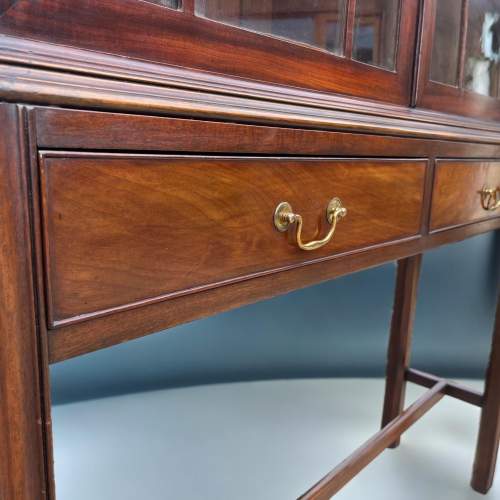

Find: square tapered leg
381;255;422;447
471;294;500;494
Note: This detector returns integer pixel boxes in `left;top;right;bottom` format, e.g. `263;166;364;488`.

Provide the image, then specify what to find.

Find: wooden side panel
39;155;426;326
430;161;500;231
0;105;49;499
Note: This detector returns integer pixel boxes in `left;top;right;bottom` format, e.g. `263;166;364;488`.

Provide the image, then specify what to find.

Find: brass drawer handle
479;187;500;211
274;197;347;251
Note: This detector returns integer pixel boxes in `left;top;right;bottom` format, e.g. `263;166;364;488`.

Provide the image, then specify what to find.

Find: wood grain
39;154;426;326
471;293;500;494
33;107;500;158
0;1;498;496
405;368;483;408
0;0;418;104
47;218;500;364
1;36;499;137
3;63;500;144
0;104;49;499
381;255;422;448
430;160;500;231
26;106;56;500
0;0;17;16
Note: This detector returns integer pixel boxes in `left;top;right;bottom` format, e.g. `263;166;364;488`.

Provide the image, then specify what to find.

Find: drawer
39;155;426;326
430;161;500;231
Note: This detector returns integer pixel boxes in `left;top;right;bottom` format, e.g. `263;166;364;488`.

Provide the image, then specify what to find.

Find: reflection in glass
430;0;462;85
144;0;181;8
195;0;348;55
352;0;399;70
464;0;500;98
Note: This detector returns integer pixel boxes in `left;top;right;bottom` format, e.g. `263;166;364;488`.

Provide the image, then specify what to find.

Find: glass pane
195;0;348;56
352;0;399;70
430;0;462;85
464;0;500;98
144;0;181;8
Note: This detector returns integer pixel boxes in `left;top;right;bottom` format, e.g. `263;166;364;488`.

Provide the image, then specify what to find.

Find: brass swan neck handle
274;197;347;251
479;187;500;211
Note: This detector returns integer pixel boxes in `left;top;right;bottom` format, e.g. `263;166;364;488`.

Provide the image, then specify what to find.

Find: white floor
52;378;498;500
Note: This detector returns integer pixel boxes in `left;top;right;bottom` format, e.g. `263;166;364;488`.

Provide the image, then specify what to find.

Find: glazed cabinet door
0;0;418;104
417;0;500;121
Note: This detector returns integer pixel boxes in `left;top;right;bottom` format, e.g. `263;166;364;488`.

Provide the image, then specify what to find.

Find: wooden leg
471;294;500;494
381;255;422;447
0;104;51;499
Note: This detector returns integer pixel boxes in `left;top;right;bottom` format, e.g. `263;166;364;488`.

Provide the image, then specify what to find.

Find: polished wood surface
381;255;422;447
0;0;418;104
2;58;500;144
33;107;500;157
430;161;500;231
0;104;50;500
39;155;425;326
1;36;499;139
1;0;499;496
47;217;500;364
405;368;484;408
472;294;500;493
30;103;500;371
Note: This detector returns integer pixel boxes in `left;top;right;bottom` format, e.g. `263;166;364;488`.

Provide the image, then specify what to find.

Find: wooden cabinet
1;2;500;500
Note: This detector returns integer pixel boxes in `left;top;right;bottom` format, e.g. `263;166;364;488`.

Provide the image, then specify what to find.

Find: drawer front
430;161;500;231
39;155;426;326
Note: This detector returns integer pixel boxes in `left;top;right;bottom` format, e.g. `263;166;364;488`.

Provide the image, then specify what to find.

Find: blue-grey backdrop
51;232;500;405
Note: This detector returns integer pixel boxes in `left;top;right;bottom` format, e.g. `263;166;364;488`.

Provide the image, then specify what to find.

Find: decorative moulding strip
1;34;500;137
2;63;500;145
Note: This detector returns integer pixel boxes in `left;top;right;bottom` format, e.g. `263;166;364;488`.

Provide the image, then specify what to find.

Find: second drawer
39;155;426;326
431;160;500;231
